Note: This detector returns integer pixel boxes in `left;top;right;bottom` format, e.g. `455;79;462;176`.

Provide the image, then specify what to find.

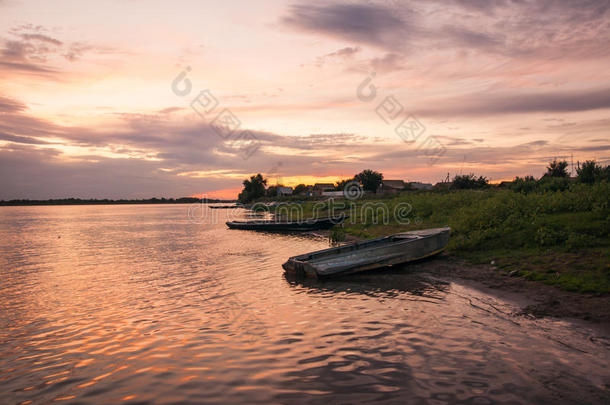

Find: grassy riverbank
269;182;610;293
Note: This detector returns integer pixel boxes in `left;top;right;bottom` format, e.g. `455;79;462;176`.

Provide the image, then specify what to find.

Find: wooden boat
210;205;241;209
282;227;450;278
226;215;346;231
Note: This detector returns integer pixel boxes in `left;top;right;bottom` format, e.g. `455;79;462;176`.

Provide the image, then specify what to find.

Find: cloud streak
0;23;124;77
283;0;610;59
1;2;609;198
283;3;412;51
416;87;610;117
1;92;608;199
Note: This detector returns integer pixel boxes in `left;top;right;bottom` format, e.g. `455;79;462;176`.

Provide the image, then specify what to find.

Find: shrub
576;160;606;184
535;226;566;247
511;176;538;194
451;173;489;189
329;226;346;242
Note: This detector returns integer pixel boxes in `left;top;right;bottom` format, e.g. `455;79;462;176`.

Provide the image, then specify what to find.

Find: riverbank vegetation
245;159;609;293
276;181;609;293
338;182;609;293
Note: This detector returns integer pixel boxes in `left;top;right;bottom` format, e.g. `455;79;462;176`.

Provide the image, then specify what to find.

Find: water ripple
1;205;608;404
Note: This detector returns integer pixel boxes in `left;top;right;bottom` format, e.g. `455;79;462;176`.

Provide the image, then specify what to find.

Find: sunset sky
1;0;609;199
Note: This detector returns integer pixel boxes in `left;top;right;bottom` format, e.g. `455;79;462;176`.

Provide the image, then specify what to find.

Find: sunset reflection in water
1;205;608;404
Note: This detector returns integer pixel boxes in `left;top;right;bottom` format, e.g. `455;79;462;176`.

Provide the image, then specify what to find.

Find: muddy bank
401;254;610;325
305;231;609;324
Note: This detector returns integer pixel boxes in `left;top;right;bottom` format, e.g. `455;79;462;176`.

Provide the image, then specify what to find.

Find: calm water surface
0;205;608;404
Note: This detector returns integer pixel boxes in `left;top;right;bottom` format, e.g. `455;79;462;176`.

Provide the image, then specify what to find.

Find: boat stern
282;258;319;278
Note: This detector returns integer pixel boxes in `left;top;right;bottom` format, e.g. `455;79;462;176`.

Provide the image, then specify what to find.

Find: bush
535;226;566;247
565;232;595;250
451;173;489;189
538;177;570;192
511;176;538;194
576;160;607;184
329;226;346;242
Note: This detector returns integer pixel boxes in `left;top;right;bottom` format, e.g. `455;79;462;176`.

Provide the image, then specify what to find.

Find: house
276;186;293;196
377;180;405;194
313;183;335;196
409;182;433;191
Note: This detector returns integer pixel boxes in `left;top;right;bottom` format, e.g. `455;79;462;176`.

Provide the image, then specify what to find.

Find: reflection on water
0;205;608;404
285;268;451;299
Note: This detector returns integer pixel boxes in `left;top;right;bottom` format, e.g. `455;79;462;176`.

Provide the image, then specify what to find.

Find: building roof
409;182;433;189
381;180;405;189
313;183;335;188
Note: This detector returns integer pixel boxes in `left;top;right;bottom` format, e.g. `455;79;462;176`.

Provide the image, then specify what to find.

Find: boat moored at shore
283;227;450;277
226;214;347;232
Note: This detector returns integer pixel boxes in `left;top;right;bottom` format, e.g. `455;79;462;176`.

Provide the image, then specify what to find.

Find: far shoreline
0;198;237;207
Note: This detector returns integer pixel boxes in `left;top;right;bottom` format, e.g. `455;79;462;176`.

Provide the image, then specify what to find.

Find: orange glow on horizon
266;175;350;188
192;175;356;200
191;187;242;201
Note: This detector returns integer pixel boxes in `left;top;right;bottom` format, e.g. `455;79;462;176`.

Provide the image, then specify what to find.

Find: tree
354;170;383;192
576;160;603;184
266;185;278;197
545;159;569;178
335;178;354;191
451;174;489;189
238;173;267;203
293;184;308;195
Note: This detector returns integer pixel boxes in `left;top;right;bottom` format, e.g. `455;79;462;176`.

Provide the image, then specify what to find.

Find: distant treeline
0;197;236;206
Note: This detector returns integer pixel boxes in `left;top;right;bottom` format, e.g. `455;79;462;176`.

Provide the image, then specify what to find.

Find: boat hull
226;215;345;231
283;227;450;277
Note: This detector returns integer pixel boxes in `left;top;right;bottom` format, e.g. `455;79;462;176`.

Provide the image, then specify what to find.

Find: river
0;204;608;404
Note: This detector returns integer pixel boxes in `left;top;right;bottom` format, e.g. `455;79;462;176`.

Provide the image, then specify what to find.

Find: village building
312;183;335;196
377;180;405;194
276;186;293;196
409;182;433;190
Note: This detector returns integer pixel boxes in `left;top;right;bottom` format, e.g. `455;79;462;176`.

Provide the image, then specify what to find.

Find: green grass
461;247;610;293
270;182;610;293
